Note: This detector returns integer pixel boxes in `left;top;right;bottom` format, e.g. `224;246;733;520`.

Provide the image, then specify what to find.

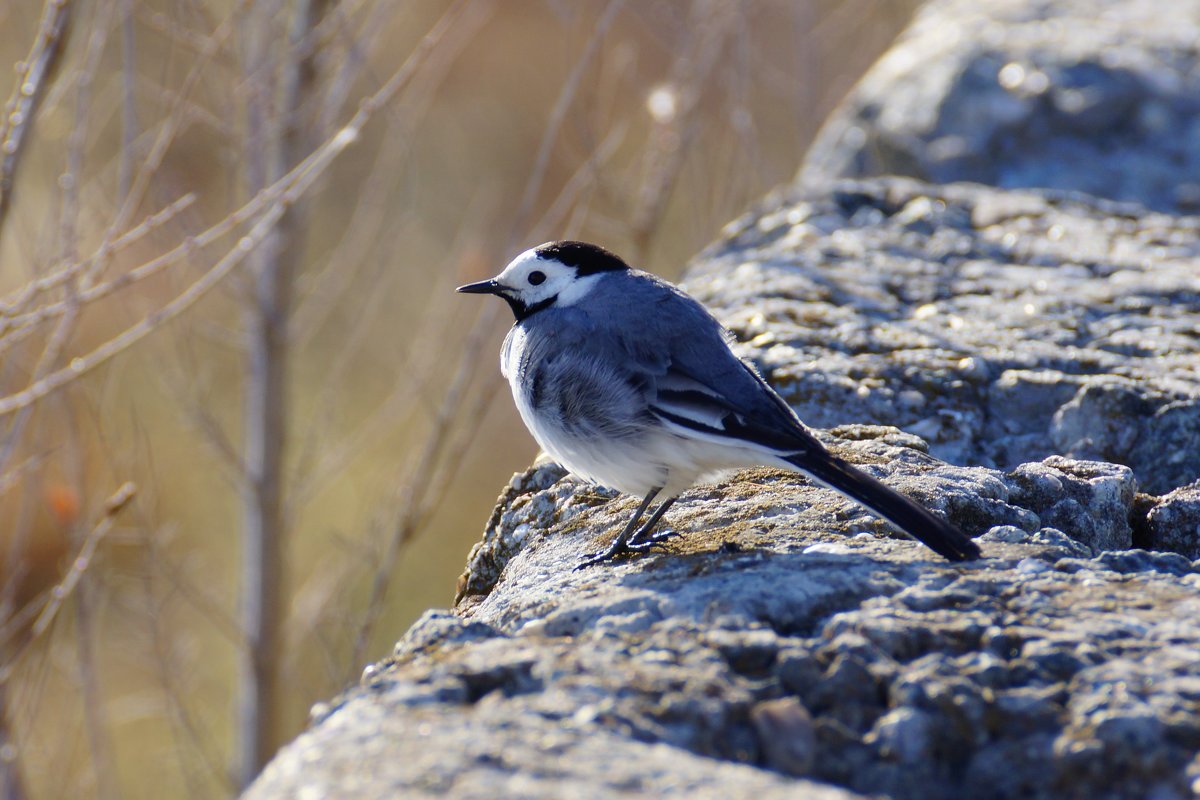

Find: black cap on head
534;241;630;276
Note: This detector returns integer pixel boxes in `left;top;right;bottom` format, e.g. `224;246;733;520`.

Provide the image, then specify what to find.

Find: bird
457;241;981;568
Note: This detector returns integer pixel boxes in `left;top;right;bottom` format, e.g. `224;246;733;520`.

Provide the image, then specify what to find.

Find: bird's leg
576;488;660;570
624;497;679;551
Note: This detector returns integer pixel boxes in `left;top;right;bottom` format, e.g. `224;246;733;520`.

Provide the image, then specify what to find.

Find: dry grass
0;0;918;795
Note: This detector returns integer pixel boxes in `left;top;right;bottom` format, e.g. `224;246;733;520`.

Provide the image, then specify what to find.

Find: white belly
502;326;780;496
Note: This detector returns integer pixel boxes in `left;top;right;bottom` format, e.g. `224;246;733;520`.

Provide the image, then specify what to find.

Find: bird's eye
528;270;546;286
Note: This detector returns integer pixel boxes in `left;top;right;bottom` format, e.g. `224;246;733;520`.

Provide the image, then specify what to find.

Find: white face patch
490;249;602;310
554;272;603;307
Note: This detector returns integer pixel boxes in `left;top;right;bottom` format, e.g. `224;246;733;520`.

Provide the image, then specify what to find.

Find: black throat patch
506;293;557;322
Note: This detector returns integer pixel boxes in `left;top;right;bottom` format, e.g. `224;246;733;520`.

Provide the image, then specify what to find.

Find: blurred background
0;0;919;796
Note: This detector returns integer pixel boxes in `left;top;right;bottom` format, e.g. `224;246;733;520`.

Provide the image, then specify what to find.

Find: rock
246;175;1200;797
1052;389;1200;496
1050;380;1155;463
688;178;1200;495
1128;403;1200;497
751;698;818;776
799;0;1200;213
456;460;573;602
1005;458;1136;553
248;452;1200;799
1138;482;1200;558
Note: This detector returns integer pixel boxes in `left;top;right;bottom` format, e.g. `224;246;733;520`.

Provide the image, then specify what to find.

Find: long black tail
787;451;981;562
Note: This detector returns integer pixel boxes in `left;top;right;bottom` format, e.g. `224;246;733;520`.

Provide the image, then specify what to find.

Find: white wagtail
458;241;981;568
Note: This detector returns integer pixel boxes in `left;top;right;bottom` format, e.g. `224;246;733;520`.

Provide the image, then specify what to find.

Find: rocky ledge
246;175;1200;800
245;0;1200;796
799;0;1200;213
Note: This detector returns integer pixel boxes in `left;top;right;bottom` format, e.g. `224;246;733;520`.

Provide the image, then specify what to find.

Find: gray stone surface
1139;481;1200;559
799;0;1200;213
249;443;1200;800
687;178;1200;496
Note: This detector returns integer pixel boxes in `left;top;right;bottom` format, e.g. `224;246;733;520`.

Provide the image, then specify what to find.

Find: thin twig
0;192;196;319
0;195;198;366
289;250;458;503
347;301;498;672
527;123;627;244
508;0;625;248
118;0;138;201
315;0;386;135
0;0;479;423
57;7;118;796
0;104;365;419
0;0;74;242
126;474;233;795
290;0;492;342
94;1;240;281
0;191;287;419
132;4;237;61
30;483;135;639
80;406;231;797
629;0;735;260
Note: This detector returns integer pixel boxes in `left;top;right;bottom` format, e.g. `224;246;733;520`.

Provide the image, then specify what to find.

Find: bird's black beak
456;279;502;295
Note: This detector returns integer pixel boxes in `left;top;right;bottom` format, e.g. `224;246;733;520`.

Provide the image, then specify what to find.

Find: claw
626;528;678;551
574;542;630;570
574;528;679;570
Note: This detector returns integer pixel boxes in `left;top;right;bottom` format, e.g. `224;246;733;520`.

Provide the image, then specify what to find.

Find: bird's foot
574;540;633;570
626;527;678;552
575;528;678;570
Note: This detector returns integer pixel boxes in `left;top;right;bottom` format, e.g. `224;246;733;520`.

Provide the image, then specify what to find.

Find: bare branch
630;0;736;260
527;122;628;243
0;194;288;418
509;0;625;247
117;0;137;200
0;0;73;242
0;57;382;419
290;0;493;342
29;482;134;639
235;0;325;783
0;192;196;317
347;300;500;672
99;3;238;251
